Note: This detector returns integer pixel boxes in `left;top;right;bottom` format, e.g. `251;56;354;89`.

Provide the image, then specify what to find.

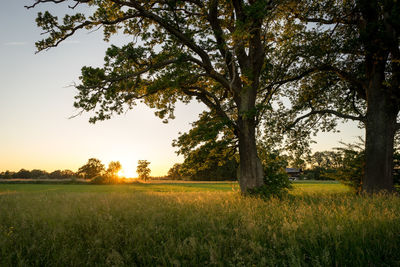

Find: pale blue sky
0;0;363;176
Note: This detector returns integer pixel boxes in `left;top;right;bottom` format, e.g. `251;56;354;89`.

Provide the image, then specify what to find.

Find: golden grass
0;183;399;266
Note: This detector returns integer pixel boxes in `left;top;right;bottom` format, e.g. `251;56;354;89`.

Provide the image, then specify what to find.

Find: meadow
1;181;399;266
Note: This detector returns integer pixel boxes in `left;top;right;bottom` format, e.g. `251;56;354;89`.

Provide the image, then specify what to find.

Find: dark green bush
250;151;291;198
331;148;364;193
301;167;335;180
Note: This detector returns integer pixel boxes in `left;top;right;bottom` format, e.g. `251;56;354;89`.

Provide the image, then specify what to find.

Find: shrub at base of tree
249;174;291;199
249;151;291;199
90;175;121;185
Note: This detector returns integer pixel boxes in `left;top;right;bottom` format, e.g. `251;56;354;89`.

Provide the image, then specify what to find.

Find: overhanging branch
25;0;67;9
208;0;240;94
35;12;140;53
318;65;366;99
181;86;238;132
110;0;233;91
287;109;365;130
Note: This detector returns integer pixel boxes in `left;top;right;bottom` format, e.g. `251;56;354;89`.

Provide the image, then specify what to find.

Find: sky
0;1;363;177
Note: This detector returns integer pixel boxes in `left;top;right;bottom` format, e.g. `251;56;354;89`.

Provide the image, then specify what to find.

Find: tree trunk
363;75;398;193
237;117;264;193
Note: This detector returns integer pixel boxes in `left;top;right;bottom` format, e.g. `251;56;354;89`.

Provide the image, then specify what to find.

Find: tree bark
237;116;265;193
363;72;398;193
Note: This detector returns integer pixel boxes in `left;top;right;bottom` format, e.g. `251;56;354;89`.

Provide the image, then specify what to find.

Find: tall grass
0;186;399;266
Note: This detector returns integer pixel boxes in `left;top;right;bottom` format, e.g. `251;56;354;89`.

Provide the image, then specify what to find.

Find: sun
116;168;137;179
117;169;125;178
104;158;138;178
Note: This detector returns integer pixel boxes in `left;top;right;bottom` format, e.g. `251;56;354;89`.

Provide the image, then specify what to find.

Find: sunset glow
114;164;137;179
123;169;138;179
117;169;125;178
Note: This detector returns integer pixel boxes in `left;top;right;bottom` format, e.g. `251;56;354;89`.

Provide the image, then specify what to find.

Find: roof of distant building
285;168;302;173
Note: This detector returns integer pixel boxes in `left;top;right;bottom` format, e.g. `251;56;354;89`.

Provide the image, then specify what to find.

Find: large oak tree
286;0;400;192
28;0;306;193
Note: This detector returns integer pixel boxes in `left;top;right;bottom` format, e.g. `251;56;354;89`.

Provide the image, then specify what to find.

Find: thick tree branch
36;12;140;53
25;0;67;9
256;65;326;124
208;0;240;94
181;86;238;132
36;20;91;53
259;66;320;94
298;17;356;25
287;109;366;130
232;0;245;22
349;90;365;117
184;56;232;90
319;65;366;99
109;0;233;92
87;58;185;90
279;63;366;100
33;0;232;91
115;3;210;69
26;0;93;9
230;0;251;72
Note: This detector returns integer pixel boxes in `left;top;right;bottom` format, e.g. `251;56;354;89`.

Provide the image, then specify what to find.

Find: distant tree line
0;158;119;181
0;169;76;180
0;158;153;185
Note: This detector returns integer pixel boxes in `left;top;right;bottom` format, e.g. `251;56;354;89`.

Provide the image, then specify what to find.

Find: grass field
1;181;399;266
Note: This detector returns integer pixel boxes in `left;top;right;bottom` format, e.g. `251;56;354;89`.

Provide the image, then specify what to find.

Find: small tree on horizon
137;160;151;181
107;161;122;177
77;158;105;180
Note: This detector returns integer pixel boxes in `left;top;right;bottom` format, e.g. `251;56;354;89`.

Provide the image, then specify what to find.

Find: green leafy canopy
30;0;314;144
